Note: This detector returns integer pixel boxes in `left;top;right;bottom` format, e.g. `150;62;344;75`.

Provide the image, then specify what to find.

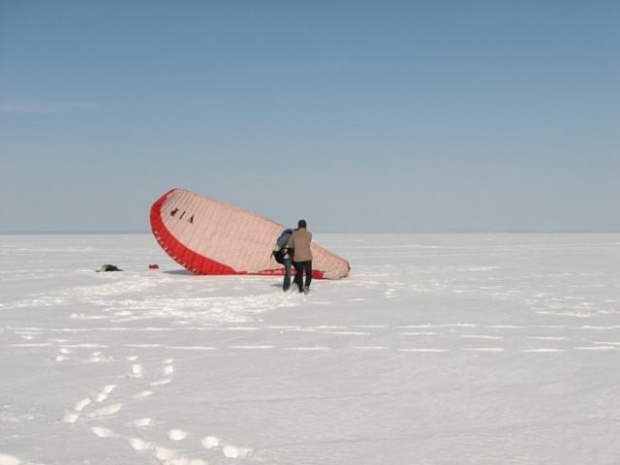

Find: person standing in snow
273;228;294;291
287;219;313;294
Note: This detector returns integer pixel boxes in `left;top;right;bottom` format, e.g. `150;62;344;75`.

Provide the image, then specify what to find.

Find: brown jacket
287;228;313;262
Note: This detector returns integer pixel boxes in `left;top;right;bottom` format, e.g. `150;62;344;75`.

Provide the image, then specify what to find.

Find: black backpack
271;229;293;264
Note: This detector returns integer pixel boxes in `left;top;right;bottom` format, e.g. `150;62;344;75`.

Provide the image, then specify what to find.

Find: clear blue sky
1;0;618;233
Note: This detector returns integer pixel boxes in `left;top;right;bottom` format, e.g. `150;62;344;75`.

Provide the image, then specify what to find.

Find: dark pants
293;260;312;292
283;258;292;291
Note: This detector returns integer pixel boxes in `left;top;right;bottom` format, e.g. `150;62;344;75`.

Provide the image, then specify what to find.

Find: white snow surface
1;233;620;465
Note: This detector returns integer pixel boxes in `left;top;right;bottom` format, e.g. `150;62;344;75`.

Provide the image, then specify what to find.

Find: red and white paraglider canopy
150;189;350;279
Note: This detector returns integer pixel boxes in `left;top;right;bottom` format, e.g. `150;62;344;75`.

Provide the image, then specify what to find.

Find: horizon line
1;230;619;235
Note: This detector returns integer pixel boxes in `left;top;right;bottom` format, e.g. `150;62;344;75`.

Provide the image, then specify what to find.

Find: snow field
1;234;619;464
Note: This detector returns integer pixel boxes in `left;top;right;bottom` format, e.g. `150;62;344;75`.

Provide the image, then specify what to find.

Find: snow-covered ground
1;233;619;465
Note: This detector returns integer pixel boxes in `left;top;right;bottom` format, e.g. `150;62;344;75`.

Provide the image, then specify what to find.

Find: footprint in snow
133;390;154;399
88;403;123;418
91;426;115;438
201;436;220;449
128;437;152;452
223;445;253;459
155;449;207;465
154;447;176;461
168;429;188;441
92;391;108;402
0;453;23;465
151;378;171;386
129;364;143;378
62;410;80;424
201;435;253;460
93;384;116;402
74;398;92;411
89;351;109;363
129;417;153;428
102;384;116;394
520;348;565;353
